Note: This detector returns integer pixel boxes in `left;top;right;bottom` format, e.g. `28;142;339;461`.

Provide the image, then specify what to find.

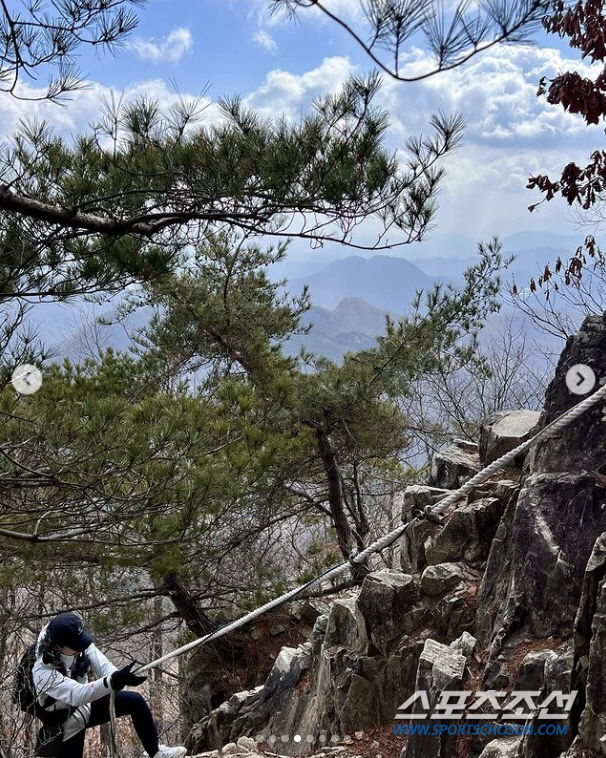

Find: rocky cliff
186;313;606;758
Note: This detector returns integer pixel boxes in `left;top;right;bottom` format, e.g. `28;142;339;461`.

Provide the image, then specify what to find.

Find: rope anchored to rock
136;377;606;676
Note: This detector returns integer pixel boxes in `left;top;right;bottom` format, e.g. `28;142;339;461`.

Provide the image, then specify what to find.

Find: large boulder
425;497;504;566
432;584;479;639
479;410;541;466
428;440;480;490
335;648;421;734
400;485;452;520
357;571;423;655
402;639;467;758
468;479;520;506
421;562;473;597
476;472;606;652
400;485;452;573
259;645;312;703
568;532;606;755
400;517;441;574
323;598;369;654
449;631;477;658
512;646;575;758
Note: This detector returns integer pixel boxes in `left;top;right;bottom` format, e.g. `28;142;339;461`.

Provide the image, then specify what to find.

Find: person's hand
110;661;147;691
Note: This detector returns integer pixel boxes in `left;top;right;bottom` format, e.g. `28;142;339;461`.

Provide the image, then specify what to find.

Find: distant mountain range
270;230;582;283
288;255;434;312
284;298;390;362
279;237;579;361
14;230;582;366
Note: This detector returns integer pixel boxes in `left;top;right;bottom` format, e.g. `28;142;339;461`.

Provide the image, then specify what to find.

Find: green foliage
0;77;463;301
0;0;143;101
0;218;505;644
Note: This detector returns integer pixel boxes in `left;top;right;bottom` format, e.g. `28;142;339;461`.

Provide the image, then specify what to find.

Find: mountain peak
290;255;432;311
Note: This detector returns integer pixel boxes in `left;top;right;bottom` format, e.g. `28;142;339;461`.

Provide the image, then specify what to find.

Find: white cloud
243;56;356;119
369;44;605;236
238;44;603;234
253;29;278;52
245;0;362;29
0;40;599;241
0;79;220;144
382;45;599;144
128;27;193;64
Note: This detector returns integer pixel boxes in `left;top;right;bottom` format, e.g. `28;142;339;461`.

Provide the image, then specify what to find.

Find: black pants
58;692;159;758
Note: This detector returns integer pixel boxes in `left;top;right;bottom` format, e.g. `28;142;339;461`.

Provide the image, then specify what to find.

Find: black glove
110;661;147;691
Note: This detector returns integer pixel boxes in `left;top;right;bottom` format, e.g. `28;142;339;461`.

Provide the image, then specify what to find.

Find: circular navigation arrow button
565;364;596;395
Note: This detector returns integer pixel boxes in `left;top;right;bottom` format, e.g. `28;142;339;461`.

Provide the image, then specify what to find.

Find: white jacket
32;624;118;741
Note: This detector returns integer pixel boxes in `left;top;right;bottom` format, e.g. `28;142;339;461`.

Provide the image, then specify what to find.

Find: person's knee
117;690;151;715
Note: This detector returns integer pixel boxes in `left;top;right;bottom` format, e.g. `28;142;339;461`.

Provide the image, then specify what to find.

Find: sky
1;0;603;261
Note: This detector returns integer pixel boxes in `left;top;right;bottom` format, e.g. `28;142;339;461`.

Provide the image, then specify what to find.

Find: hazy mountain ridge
284;297;391;362
14;231;579;365
287;255;435;312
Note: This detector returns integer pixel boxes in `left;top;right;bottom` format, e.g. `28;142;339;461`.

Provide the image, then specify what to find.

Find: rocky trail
184;314;606;758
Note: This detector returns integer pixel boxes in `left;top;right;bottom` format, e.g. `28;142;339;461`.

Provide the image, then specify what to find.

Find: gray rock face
527;314;606;476
357;571;423;655
479;410;541;465
425;497;504;566
334;649;421;734
572;531;606;667
190;586;424;756
403;639;466;758
476;472;606;651
400;485;452;573
310;613;329;657
401;484;452;520
468;479;520;507
400;517;441;574
421;562;471;597
477;738;522;757
187;643;312;754
294;599;328;626
511;646;575;758
428;440;480;490
570;532;606;755
323;598;368;654
433;584;479;639
260;645;311;703
449;631;477;658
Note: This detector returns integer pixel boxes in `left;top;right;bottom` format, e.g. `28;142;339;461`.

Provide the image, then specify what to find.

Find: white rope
136;561;359;674
427;377;606;519
136;378;606;675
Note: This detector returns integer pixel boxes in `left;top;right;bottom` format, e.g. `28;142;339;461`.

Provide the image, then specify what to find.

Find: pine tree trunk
315;427;369;583
164;572;243;661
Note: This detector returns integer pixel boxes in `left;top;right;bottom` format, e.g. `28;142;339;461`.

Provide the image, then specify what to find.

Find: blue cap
47;612;93;652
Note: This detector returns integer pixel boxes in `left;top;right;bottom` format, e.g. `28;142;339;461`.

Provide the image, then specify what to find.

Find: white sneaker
152;746;187;758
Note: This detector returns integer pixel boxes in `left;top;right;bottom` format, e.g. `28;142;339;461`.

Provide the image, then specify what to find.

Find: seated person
33;611;187;758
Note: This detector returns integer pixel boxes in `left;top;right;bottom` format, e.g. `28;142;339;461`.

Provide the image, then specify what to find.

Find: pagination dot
294;735;302;743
